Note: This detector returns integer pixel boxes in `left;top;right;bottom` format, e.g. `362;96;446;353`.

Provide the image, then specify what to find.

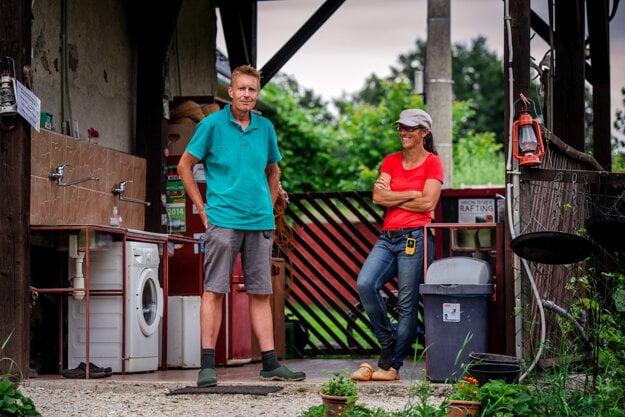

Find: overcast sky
218;0;624;120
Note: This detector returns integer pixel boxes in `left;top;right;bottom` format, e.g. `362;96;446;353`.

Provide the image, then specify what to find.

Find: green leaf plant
1;331;42;417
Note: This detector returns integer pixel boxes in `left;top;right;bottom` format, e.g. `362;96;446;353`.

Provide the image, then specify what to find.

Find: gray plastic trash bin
420;257;493;382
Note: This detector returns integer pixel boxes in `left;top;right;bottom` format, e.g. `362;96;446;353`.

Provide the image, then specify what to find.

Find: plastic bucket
467;362;521;385
468;352;520;365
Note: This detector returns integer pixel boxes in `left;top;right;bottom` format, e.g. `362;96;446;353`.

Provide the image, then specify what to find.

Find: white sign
15;80;41;132
443;302;461;322
458;198;496;223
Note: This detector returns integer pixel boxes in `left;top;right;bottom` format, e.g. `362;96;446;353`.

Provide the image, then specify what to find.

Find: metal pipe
118;195;151;206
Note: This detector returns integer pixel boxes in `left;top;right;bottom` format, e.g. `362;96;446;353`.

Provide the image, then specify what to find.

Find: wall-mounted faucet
49;164;100;186
112;180;151;206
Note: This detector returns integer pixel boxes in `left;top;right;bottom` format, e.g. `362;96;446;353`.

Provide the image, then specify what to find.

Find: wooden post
0;0;32;377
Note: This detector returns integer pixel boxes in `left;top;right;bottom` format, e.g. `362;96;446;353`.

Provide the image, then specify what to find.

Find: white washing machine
68;241;163;373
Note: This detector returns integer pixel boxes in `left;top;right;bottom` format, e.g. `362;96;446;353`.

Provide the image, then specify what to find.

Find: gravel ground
19;380;448;417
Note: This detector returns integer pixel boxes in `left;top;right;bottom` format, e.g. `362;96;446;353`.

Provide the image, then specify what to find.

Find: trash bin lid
419;283;493;296
425;257;492;284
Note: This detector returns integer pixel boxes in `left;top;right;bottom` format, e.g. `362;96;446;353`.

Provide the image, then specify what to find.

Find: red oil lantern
512;95;544;167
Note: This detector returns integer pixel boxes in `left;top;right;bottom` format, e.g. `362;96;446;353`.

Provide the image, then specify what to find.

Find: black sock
261;349;280;372
201;348;215;369
378;343;395;370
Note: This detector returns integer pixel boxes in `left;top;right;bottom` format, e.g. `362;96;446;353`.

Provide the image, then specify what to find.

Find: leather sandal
350;363;374;381
371;367;399;381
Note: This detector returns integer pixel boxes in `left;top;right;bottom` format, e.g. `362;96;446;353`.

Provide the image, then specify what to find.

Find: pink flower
87;128;99;138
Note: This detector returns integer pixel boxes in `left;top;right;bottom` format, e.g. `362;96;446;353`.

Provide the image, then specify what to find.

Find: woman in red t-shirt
351;109;444;381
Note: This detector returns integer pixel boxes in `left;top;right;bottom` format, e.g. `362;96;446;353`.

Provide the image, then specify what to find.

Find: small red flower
87;127;100;138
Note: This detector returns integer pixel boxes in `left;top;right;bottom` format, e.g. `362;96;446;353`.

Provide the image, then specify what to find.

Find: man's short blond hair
230;65;261;86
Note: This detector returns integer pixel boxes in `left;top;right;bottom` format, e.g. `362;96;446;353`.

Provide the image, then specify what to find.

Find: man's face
228;74;259;113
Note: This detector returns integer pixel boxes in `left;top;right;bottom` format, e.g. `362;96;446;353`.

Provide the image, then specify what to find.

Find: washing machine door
135;268;164;337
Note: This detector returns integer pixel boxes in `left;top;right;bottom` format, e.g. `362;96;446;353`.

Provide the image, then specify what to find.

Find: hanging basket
586;214;625;252
510;231;594;264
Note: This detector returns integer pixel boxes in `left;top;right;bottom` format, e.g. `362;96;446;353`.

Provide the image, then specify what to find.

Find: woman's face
396;125;428;149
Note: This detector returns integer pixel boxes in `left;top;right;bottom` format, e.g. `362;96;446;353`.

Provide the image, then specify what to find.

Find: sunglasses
396;125;422;133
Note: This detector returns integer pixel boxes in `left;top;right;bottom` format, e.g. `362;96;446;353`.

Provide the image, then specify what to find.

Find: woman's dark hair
424;131;438;155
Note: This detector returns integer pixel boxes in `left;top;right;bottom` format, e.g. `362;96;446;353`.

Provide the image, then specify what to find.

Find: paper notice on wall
15;80;41;132
458;198;496;223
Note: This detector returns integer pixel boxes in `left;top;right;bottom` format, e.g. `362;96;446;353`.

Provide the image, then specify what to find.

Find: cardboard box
167;124;198;156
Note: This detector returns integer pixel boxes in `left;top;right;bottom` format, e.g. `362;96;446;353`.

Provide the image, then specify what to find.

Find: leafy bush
0;380;41;417
320;369;358;397
0;332;41;417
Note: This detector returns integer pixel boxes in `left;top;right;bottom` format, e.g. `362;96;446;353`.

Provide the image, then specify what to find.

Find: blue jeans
356;228;435;371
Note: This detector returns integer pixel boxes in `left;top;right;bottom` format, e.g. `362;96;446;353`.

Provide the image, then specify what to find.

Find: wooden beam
218;0;257;69
586;0;612;170
0;0;32;377
553;0;586;152
520;168;625;187
260;0;346;86
130;0;183;232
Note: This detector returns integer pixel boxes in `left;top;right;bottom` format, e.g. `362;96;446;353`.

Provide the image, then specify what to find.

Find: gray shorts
202;222;273;294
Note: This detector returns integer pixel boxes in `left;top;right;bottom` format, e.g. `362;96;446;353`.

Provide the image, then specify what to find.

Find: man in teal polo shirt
177;65;305;387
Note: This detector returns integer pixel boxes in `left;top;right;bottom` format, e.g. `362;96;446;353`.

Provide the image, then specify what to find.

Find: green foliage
452;130;505;188
259;74;337;192
262;73;506;192
1;333;41;417
331;78;427;191
320;369;359;397
394;379;448;417
352;36;505;144
477;379;538;416
0;380;40;417
299;403;390;417
451;36;506;145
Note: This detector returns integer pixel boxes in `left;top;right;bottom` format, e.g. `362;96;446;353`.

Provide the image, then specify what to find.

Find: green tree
261;75;505;192
346;36;505;144
330;78;427;190
260;74;337;192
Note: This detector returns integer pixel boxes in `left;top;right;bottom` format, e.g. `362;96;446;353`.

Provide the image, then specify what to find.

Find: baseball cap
392;109;432;129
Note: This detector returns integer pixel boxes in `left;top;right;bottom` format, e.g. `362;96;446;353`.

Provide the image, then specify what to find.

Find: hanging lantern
512;96;544;167
0;56;18;116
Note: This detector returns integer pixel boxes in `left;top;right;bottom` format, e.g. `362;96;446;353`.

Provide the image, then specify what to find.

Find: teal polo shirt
185;104;282;230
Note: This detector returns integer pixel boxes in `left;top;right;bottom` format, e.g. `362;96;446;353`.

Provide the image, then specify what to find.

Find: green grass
287;304;380;351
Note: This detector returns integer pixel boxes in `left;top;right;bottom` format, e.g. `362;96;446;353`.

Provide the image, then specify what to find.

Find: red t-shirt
379;152;444;230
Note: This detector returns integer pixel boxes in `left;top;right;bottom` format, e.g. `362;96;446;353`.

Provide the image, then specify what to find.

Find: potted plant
445;376;481;417
318;369;359;416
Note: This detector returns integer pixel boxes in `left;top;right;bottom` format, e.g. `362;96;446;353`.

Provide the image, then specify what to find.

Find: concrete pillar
425;0;453;189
